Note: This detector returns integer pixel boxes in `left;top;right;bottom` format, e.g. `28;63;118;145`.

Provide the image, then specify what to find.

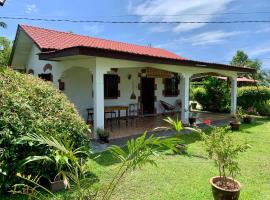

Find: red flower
203;119;212;125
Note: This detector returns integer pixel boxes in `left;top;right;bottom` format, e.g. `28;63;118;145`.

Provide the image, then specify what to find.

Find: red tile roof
20;24;185;60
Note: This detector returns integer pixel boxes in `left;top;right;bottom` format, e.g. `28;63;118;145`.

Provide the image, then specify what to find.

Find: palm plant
15;133;94;200
99;132;179;200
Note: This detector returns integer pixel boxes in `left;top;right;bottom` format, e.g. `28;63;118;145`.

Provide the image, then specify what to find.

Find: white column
92;66;105;137
180;73;191;125
230;76;237;115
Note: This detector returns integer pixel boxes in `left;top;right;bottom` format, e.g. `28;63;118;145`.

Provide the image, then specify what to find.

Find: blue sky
1;0;270;69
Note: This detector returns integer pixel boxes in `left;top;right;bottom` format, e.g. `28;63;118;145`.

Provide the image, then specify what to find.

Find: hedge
0;67;89;193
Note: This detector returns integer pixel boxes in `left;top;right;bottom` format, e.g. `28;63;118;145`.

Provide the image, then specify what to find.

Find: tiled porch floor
104;111;231;139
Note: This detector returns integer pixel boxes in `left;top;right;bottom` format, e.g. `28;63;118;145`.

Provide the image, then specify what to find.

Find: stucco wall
24;44;237;121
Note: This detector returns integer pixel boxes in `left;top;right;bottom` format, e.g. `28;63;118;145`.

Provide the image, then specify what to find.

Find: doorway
141;77;155;115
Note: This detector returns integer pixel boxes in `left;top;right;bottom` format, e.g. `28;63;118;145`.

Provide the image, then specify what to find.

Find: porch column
230;76;237;115
180;73;191;125
93;66;105;137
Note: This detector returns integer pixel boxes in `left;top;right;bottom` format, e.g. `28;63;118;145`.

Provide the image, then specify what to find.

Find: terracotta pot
99;135;109;143
243;116;252;124
191;102;197;110
50;180;66;192
230;122;241;131
210;176;241;200
189;117;196;126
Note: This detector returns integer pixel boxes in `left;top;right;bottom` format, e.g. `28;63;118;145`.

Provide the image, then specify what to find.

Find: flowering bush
0;68;89;193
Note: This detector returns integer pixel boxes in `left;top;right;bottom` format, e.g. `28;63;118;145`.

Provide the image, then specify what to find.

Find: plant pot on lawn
243;116;252;124
189;117;196;126
210;176;241;200
230;121;241;131
50;176;68;192
96;128;110;143
191;102;197;110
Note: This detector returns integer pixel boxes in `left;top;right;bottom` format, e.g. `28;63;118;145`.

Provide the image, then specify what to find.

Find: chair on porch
128;103;143;127
160;100;177;115
86;108;117;130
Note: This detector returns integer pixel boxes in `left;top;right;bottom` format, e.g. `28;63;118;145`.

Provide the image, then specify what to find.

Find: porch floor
104;111;231;139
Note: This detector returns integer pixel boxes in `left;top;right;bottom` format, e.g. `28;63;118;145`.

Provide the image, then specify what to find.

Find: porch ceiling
38;46;256;73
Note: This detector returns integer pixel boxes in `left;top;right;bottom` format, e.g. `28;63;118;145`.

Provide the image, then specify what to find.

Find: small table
105;106;129;127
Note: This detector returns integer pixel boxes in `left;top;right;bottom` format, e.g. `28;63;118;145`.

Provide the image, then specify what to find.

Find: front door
141;77;155;115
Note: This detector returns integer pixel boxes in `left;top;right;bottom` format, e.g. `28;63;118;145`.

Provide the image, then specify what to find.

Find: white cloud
26;4;38;14
182;30;246;46
129;0;233;33
82;25;104;35
156;30;245;49
248;45;270;57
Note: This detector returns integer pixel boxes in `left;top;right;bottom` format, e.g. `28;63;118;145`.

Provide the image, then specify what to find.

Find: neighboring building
9;24;255;137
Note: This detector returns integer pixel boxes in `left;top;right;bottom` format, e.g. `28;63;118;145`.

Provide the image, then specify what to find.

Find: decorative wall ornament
58;79;65;91
43;63;52;72
27;69;34;74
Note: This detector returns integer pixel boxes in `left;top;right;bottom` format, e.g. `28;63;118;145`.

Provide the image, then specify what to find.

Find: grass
2;118;270;200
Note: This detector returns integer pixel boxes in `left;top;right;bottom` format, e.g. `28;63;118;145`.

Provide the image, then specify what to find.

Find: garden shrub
238;86;270;116
193;77;230;112
0;67;89;193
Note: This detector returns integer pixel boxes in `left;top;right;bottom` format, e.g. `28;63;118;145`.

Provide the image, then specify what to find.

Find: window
104;74;119;99
163;78;179;97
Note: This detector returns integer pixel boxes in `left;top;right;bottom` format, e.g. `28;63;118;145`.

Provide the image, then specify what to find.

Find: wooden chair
128;103;143;127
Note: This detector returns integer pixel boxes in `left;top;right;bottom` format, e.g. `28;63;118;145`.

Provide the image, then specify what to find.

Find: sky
1;0;270;70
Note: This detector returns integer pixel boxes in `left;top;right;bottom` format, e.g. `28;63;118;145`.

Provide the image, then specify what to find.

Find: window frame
163;77;179;97
104;74;120;99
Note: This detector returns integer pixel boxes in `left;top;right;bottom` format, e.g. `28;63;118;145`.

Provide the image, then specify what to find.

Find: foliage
99;132;180;200
193;77;230;112
0;68;89;193
238;86;270;116
0;37;12;66
12;133;95;200
201;127;250;188
96;128;110;138
230;50;262;80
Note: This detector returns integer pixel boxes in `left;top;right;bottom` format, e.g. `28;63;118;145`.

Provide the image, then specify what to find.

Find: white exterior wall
24;44;238;122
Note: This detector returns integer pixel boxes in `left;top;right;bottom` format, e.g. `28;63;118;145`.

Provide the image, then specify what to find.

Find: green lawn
3;118;270;200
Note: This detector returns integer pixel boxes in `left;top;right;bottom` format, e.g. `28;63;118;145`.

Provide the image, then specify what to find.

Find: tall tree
231;50;263;80
0;37;12;66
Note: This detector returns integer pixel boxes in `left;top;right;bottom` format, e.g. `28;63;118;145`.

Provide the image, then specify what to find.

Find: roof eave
38;46;256;73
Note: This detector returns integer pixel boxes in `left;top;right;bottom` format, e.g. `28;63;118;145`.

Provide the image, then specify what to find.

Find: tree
0;37;12;66
0;22;7;28
231;50;263;80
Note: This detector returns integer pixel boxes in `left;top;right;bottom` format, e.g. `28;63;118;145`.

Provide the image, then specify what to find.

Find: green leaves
202;127;250;183
0;68;89;193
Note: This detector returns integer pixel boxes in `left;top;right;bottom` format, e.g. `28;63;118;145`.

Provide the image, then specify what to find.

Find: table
105;106;129;127
87;106;129;127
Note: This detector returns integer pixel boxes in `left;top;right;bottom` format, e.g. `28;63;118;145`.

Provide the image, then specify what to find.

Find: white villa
9;25;255;138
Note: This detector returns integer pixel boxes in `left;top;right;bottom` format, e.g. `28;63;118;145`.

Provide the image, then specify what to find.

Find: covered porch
39;47;254;139
105;111;231;139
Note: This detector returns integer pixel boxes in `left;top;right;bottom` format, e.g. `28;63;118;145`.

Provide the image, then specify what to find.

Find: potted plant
189;112;197;127
96;128;110;143
202;127;250;200
230;108;243;131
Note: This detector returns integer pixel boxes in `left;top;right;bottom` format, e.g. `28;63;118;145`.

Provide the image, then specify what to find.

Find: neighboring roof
19;24;184;60
218;76;260;83
10;24;256;73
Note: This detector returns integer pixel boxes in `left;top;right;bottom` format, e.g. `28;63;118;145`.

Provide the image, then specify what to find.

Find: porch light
0;0;6;6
